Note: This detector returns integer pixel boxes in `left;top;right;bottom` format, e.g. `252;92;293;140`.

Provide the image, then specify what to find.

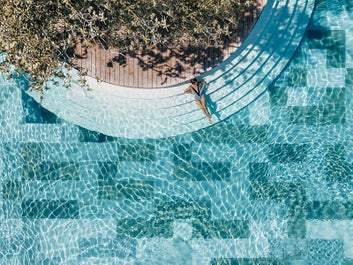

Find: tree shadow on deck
74;0;265;87
103;1;264;87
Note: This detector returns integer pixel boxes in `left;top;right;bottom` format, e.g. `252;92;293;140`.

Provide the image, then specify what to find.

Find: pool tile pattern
1;0;353;264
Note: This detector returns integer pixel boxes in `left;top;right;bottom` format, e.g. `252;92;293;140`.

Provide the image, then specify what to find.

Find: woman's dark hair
190;78;198;84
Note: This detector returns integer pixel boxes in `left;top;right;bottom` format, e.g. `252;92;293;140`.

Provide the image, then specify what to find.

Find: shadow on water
207;94;221;121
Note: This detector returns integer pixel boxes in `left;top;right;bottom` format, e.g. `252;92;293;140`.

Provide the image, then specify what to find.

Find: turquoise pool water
1;0;353;264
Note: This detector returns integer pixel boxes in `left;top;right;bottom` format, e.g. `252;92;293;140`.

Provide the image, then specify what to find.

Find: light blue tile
22;200;80;219
287;87;308;106
307;67;345;88
269;144;309;163
2;180;22;200
78;237;136;258
2;201;22;218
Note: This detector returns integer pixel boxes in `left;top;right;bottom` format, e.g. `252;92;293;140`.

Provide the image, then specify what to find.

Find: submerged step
25;0;315;139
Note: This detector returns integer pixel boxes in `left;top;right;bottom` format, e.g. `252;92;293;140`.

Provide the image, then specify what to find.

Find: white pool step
28;0;315;139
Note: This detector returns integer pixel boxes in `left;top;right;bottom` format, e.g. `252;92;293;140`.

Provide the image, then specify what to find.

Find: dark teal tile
40;107;59;123
347;0;353;10
98;162;118;180
79;237;136;258
288;106;322;125
192;200;213;220
210;259;233;265
116;218;173;238
192;124;268;143
2;180;22;200
210;258;234;265
116;218;153;238
249;182;306;201
22;200;79;218
248;163;269;183
269;144;308;163
174;200;195;219
78;127;110;142
324;31;345;68
329;30;346;48
307;30;345;49
81;141;156;160
307;30;329;49
98;180;154;200
287;107;303;124
325;144;353;182
173;161;231;181
21;142;42;162
155;200;193;220
327;47;346;68
346;69;353;87
248;163;270;200
173;143;192;163
23;162;39;180
154;200;175;221
192;219;250;239
288;68;307;87
268;86;288;106
117;143;155;162
248;163;269;200
326;87;345;105
210;258;285;265
155;199;212;220
153;218;174;238
249;181;272;200
345;259;353;265
322;106;345;124
315;0;327;9
22;91;41;123
307;9;327;29
22;91;59;124
23;162;80;181
306;201;353;219
60;162;80;180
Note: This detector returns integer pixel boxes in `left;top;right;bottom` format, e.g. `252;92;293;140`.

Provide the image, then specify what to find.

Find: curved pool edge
27;0;315;139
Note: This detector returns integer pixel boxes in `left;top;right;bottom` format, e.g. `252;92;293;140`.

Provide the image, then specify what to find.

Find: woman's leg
195;99;212;124
201;96;211;117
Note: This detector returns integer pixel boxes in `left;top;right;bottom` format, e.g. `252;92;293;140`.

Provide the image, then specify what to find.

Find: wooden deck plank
74;0;266;88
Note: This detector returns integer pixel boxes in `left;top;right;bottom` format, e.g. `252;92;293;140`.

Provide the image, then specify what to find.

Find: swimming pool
1;0;353;264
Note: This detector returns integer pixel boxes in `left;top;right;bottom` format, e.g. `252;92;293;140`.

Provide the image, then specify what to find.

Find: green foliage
0;0;257;90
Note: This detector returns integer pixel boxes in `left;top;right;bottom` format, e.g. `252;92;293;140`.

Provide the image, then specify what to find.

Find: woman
184;78;212;124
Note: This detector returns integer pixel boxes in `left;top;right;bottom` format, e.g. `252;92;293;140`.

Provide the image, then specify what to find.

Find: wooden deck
74;0;266;88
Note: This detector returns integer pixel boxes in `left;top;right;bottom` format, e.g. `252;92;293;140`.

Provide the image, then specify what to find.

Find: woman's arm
184;85;193;94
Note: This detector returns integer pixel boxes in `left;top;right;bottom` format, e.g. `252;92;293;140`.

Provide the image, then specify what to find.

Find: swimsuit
192;84;203;101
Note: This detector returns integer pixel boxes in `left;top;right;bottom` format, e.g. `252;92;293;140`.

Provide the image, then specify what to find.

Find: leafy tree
0;0;256;91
